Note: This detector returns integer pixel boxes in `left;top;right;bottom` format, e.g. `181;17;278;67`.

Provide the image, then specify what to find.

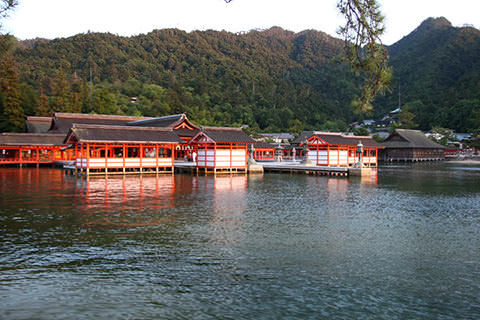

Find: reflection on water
77;175;176;228
1;165;480;319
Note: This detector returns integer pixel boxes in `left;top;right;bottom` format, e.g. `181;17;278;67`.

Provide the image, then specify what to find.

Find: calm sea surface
0;164;479;319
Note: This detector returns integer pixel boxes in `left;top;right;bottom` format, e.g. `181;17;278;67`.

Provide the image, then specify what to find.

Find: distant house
259;133;294;144
362;119;375;126
453;133;472;142
380;129;445;162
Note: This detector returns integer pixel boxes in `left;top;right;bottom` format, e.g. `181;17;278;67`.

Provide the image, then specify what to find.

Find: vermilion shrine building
64;124;184;175
292;131;384;167
189;126;255;173
1;112;388;175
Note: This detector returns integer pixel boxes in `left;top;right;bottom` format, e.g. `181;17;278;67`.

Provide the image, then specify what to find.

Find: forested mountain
377;17;480;132
1;17;479;133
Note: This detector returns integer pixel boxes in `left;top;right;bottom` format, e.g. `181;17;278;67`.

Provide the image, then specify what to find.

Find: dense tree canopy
0;7;479;134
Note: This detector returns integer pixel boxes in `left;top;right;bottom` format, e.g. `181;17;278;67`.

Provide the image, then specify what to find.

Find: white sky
2;0;479;45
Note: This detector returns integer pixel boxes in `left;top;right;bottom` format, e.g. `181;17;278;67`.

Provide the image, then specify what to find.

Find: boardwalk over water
175;160;350;176
62;160;353;177
261;161;349;176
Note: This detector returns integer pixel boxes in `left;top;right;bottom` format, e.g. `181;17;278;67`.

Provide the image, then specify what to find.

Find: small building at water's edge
380;129;445;162
189;126;255;173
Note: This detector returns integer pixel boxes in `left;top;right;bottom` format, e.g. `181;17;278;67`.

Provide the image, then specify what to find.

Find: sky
2;0;479;45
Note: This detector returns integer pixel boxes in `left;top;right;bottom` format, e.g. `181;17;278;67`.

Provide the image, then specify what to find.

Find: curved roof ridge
54;112;151;121
201;126;242;131
72;124;173;131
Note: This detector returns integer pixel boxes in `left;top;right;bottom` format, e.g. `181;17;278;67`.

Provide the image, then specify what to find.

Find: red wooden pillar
230;143;233;169
244;144;247;167
214;144;217;169
327;145;330;167
86;143;90;173
122;144;126;173
155;144;159;171
139;144;143;172
104;143;108;173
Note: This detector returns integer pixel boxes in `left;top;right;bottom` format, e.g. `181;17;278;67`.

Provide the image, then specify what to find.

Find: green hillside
1;27;359;132
1;18;480;133
377;17;480;132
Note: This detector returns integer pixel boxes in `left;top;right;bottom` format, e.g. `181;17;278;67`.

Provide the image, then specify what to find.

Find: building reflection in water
76;175;176;228
201;175;248;250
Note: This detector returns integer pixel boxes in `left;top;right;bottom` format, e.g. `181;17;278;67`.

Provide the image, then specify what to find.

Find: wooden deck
261;161;349;176
61;159;357;178
174;161;248;175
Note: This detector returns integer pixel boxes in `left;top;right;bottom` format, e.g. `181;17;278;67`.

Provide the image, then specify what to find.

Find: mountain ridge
1;17;479;133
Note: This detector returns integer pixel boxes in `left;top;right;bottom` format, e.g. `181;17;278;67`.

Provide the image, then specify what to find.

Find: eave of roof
65;124;185;145
0;133;67;146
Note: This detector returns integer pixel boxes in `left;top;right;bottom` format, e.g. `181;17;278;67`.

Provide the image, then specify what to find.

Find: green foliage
375;18;480;133
35;90;51;116
372;132;384;142
4;18;480;134
398;104;418;129
429;126;455;146
9;28;362;131
337;0;392;113
0;53;24;132
353;127;370;136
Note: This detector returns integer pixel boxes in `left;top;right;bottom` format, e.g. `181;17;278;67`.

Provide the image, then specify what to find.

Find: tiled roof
292;131;383;147
25;116;53;133
65;124;185;144
0;133;66;146
126;113;199;130
49;113;151;134
383;129;445;149
174;128;200;137
192;126;255;144
254;141;276;149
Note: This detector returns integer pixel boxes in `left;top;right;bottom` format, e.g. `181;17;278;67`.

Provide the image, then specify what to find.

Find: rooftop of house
0;133;66;146
25;116;53;133
48;113;152;134
65;124;185;145
383;129;445;149
191;126;256;144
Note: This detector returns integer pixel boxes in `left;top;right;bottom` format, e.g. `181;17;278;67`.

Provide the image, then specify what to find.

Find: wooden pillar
327;145;330;167
230;143;233;172
171;144;174;174
140;144;143;174
156;144;159;174
104;143;108;175
86;143;90;176
214;144;217;172
123;144;126;175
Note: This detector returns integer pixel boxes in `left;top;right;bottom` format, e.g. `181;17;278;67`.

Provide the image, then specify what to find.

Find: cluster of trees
375;17;480;133
1;16;479;135
1;28;360;133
